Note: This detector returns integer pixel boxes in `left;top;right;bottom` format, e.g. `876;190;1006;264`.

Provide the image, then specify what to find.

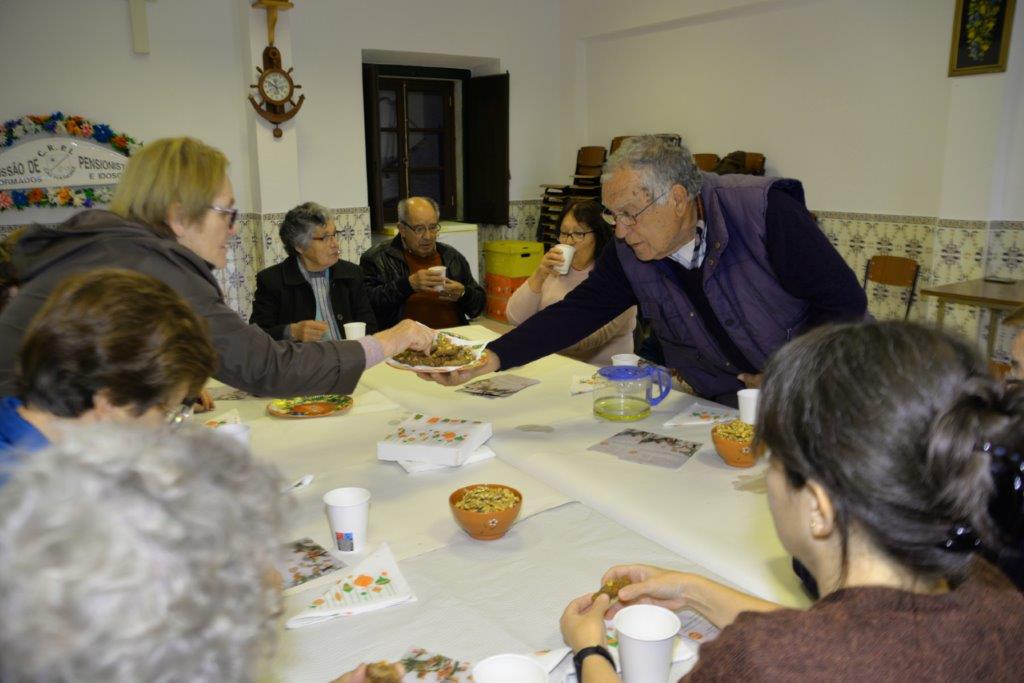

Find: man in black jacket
359;196;485;329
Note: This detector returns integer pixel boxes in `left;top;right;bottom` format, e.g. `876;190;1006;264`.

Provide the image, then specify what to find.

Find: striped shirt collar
668;220;706;270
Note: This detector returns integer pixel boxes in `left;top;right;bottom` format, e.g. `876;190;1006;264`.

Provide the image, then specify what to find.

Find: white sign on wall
0;137;128;190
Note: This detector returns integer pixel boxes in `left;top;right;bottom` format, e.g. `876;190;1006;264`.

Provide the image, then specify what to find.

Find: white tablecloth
209;324;810;682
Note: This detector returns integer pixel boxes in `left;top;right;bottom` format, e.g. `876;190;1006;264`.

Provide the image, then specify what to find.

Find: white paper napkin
663;398;736;427
396;445;496;474
284;543;415;628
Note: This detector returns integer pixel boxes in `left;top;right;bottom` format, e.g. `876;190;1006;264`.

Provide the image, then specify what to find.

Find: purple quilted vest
616;172;810;400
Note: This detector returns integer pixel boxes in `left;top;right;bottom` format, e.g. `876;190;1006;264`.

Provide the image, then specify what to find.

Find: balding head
397;196;440;258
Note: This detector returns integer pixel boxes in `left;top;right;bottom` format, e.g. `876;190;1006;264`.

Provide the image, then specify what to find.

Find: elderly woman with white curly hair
0;425;398;683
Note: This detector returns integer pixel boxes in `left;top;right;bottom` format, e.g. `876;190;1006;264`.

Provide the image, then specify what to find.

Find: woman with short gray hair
251;201;378;342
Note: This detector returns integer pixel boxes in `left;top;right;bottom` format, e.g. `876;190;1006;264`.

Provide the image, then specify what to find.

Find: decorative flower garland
0;113;141;212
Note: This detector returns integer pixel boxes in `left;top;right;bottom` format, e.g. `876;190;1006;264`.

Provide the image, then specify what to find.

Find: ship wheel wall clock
249;45;305;138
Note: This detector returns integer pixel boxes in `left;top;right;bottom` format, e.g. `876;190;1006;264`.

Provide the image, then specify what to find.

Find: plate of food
266;394;354;418
386;332;488;373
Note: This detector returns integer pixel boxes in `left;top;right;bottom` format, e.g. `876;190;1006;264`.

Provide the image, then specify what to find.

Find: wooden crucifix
252;0;295;46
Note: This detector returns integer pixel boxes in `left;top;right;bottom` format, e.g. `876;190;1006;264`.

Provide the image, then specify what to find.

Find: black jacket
359;235;486;328
249;256;378;340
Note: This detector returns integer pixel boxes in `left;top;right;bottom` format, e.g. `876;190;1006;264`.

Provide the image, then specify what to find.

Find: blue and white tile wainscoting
3;203;1021;361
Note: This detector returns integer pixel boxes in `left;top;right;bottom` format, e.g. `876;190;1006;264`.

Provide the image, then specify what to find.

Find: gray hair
602;135;703;203
0;424;286;682
279;201;330;257
397;196;439;225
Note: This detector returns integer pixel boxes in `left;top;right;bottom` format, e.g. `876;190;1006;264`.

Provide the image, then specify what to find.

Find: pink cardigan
505;263;636;366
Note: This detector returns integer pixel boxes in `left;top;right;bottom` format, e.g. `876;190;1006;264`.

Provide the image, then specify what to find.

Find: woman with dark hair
560;321;1024;681
506;200;636;365
250;202;377;341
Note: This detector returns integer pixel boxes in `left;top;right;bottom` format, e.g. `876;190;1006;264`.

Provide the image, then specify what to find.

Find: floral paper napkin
285;543;414;629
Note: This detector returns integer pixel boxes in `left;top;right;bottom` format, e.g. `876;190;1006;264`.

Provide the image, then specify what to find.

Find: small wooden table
920;278;1024;358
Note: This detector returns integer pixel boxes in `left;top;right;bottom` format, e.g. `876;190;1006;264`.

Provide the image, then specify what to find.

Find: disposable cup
428;265;446;291
471;654;547;683
613;604;681;683
553;244;575;275
611;353;641;366
323;487;370;553
737;388;760;425
214;423;251;449
343;322;366;340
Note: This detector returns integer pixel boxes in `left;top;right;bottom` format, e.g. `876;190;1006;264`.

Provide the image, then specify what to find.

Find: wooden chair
693;153;720;171
743;152;766;175
863;255;920;320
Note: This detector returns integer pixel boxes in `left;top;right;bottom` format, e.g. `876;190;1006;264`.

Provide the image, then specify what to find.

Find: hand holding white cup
553;244;575;275
428;265;446;291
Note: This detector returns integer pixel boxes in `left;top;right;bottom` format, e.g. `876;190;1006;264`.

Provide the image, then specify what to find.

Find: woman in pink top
505;200;636;366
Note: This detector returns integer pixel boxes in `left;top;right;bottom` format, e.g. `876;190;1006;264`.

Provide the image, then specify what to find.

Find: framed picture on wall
948;0;1016;76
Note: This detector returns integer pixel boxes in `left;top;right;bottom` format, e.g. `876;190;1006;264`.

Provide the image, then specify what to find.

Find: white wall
0;0;562;218
288;0;562;210
560;0;1023;220
0;0;255;218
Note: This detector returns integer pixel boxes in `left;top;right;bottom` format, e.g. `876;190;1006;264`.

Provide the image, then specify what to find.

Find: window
365;72;456;225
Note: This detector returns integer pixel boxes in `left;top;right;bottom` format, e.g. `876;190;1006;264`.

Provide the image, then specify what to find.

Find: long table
222;325;808;681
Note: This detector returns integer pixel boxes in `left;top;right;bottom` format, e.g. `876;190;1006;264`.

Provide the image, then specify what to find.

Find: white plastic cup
612;353;642;366
553;244;575;275
323;487;370;553
343;322;366;340
471;654;547;683
428;265;446;291
613;604;681;683
737;388;760;425
214;423;251;449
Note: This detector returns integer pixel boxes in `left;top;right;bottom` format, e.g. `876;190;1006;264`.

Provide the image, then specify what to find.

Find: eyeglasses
209;205;239;226
166;400;195;426
399;221;441;237
601;191;666;227
558;230;593;242
310;231;339;242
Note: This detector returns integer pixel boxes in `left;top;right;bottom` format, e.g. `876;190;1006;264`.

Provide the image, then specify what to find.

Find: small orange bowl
711;423;760;468
449;484;522;540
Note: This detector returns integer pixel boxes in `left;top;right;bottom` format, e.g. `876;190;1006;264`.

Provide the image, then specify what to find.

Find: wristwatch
573;645;615;681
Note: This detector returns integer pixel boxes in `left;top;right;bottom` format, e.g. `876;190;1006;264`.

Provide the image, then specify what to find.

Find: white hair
602;135;703;202
0;424;285;682
397;196;439;224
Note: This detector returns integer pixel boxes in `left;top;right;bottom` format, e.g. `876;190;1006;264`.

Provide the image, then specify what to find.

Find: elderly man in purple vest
425;136;866;406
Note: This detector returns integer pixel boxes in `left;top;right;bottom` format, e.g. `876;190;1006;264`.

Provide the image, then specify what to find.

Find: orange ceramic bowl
448;484;523;541
710;426;759;468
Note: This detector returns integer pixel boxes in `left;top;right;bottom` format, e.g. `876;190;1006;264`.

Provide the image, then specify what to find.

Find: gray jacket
0;210;366;397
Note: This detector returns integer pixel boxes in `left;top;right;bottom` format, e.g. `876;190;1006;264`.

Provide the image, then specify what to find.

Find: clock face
260;70;293;104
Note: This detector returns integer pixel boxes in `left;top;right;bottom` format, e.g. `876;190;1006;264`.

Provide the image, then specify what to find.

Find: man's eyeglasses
400;221;441;237
209;205;239;226
601;191;666;227
166;400;195;426
310;231;339;242
558;230;593;242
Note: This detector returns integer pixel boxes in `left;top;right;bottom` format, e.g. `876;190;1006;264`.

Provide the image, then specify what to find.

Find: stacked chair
537;146;607;248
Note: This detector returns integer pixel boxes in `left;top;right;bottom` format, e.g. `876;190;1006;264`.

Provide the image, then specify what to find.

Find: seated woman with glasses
560;321;1024;681
0;268;215;468
506;200;636;365
250;202;377;342
0;137;435;400
360;196;485;329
